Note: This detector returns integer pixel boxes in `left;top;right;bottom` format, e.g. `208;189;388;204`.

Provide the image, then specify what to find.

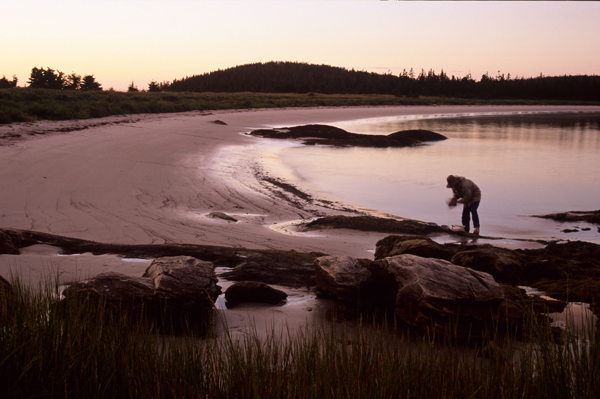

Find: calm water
270;111;600;243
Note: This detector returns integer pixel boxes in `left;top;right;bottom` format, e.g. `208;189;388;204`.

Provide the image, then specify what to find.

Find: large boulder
219;251;319;288
375;235;453;261
450;247;527;284
63;272;155;311
314;255;372;303
379;255;505;334
314;254;505;335
224;281;287;306
63;256;219;332
142;256;220;309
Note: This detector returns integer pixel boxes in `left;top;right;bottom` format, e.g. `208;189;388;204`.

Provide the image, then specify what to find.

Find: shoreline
1;105;599;287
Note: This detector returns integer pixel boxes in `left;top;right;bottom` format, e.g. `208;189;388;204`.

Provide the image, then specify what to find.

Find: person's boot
473;227;480;235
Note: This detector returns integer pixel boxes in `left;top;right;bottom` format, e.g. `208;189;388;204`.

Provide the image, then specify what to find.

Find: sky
2;1;599;92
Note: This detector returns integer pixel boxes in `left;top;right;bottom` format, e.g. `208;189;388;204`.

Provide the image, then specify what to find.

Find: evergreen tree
80;75;102;91
65;73;82;90
148;81;160;92
0;75;18;88
28;67;66;89
128;81;139;92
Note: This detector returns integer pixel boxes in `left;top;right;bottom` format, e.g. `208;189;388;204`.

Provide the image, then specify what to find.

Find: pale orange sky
2;1;599;91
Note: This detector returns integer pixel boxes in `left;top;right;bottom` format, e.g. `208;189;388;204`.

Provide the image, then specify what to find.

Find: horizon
2;1;599;92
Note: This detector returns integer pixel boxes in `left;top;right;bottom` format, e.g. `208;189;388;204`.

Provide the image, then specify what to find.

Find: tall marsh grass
1;280;598;398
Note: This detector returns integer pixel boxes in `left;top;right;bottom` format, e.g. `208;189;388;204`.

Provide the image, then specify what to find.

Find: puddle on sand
0;244;153;288
519;286;598;337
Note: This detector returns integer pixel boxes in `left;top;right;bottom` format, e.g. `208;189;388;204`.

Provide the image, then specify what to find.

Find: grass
2;87;599;124
1;279;599;399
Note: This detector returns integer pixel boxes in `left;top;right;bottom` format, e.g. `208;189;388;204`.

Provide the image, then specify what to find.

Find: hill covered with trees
165;61;600;102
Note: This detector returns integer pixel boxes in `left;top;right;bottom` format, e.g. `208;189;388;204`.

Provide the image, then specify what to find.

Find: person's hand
446;198;457;208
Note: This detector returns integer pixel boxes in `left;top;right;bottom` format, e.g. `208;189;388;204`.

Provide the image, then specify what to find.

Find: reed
1;280;598;398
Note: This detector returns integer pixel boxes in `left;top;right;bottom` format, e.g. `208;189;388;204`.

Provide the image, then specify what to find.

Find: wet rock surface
534;210;600;225
3;225;600;332
224;281;287;306
375;235;454;261
304;215;449;235
314;255;372;303
0;228;322;289
62;256;219;332
249;124;447;147
315;253;505;336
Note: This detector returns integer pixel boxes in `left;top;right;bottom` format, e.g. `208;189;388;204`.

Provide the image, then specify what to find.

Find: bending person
446;175;481;235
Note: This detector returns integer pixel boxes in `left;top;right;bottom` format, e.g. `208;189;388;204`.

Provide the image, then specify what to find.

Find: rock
224;281;287;306
498;285;566;334
220;250;319;288
314;254;505;335
314;255;372;303
303;216;448;235
0;230;20;254
450;247;527;284
375;235;453;261
249;124;446;148
208;211;237;222
63;256;219;332
63;272;155;311
378;254;505;335
533;210;600;225
142;256;220;309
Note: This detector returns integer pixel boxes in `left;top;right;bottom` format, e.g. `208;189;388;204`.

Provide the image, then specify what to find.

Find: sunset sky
2;1;599;92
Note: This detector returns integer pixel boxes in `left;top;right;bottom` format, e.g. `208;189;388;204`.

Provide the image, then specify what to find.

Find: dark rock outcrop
375;235;453;261
304;216;448;235
0;230;20;255
142;256;220;308
450;247;527;284
219;251;319;288
0;228;322;289
63;256;219;332
207;212;237;222
379;255;505;334
224;281;287;306
315;254;505;335
499;285;566;334
250;124;447;148
533;210;600;225
314;256;372;303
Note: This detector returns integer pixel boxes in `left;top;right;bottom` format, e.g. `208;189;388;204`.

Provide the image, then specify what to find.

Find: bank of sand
2;105;596;336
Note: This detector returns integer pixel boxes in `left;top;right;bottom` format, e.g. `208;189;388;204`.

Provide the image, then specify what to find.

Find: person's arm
456;182;474;204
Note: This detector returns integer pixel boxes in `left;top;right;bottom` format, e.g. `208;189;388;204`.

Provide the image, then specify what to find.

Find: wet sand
1;105;596;336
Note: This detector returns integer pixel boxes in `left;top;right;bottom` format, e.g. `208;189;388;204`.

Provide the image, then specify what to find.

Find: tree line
165;61;600;102
3;63;599;101
0;67;166;92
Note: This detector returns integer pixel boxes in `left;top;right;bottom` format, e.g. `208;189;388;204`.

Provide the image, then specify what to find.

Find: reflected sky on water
273;111;600;243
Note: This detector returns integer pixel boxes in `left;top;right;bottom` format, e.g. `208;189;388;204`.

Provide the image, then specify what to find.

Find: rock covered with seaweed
249;124;447;147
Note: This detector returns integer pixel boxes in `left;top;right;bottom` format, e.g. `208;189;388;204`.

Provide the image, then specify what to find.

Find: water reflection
276;112;600;243
334;112;600;150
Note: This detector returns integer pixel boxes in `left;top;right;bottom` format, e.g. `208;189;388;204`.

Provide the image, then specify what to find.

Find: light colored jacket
450;176;481;206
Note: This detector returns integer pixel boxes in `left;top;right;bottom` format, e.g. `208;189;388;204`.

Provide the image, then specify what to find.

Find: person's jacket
450;176;481;206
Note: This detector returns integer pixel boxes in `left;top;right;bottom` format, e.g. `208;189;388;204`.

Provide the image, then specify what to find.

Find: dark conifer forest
165;61;600;102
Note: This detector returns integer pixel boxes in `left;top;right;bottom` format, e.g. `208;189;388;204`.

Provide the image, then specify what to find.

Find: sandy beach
2;104;599;337
2;105;598;283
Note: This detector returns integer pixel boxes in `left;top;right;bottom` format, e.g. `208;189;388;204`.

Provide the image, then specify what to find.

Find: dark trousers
462;201;480;232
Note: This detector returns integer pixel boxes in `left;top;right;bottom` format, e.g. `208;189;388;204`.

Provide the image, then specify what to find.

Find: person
446;175;481;235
